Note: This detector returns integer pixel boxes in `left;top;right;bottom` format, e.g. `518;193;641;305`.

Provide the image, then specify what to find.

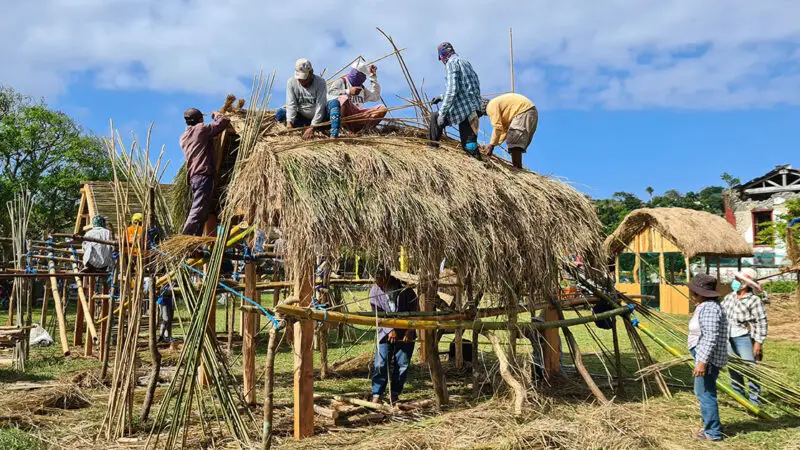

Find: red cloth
337;95;387;132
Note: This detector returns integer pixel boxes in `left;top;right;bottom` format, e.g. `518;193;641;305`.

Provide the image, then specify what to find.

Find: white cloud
2;0;800;109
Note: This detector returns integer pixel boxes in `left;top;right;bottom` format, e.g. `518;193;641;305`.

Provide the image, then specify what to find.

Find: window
752;210;774;247
664;252;688;285
617;253;636;283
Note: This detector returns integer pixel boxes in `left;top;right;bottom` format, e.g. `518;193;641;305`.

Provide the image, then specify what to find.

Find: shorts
506;106;538;152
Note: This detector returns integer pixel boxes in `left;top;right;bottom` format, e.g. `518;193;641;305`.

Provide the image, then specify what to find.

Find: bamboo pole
47;253;70;356
559;310;609;405
84;278;95;357
611;318;623;393
485;331;525;415
69;257;98;340
454;275;463;369
40;285;49;329
635;321;772;419
141;273;161;422
275;304;632;331
509;28;515;93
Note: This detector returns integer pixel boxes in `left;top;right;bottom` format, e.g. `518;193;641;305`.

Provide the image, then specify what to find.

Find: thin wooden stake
509;28;515;93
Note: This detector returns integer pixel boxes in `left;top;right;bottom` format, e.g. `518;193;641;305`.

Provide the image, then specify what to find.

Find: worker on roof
275;59;329;140
180;107;230;236
482;93;538;169
327;61;387;138
126;213;145;257
82;215;114;273
428;42;482;159
369;265;418;405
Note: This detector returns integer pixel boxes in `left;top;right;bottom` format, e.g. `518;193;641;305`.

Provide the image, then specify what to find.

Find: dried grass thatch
605;207;753;259
225;128;605;298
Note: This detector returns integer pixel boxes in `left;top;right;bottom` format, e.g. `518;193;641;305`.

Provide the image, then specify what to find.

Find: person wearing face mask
721;269;768;406
327;61;387;138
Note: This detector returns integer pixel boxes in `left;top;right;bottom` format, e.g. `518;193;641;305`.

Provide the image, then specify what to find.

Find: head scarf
437;42;455;63
346;68;367;87
92;215;106;228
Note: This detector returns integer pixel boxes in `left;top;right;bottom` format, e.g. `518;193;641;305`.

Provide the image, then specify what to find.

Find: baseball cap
295;58;313;80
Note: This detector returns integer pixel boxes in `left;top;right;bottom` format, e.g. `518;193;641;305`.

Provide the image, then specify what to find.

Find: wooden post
716;256;721;280
508;291;518;360
243;261;258;405
422;269;448;407
85;278;95;356
542;299;561;380
611;317;623;394
467;277;480;396
293;259;315;439
453;275;463;370
6;283;14;326
74;290;84;346
561;321;609;404
99;289;109;361
262;325;281;450
40;285;49;329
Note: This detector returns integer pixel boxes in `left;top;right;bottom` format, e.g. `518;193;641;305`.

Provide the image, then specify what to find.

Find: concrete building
725;164;800;270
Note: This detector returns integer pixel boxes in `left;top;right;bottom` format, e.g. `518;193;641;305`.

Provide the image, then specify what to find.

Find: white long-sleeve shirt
327;74;381;107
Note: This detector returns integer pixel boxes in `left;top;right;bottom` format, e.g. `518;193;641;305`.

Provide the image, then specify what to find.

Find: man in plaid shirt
721;270;768;405
428;42;483;158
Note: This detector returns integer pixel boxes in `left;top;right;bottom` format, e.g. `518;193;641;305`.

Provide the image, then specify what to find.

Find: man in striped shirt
721;270;768;405
428;42;482;158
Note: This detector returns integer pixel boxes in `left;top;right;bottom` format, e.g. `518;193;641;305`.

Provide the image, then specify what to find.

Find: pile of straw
225;133;604;297
605;207;753;259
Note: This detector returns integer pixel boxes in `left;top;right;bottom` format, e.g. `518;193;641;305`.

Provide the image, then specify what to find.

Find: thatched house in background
605;207;752;314
75;181;175;237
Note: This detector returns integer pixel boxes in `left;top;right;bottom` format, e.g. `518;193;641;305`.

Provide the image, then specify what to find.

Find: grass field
1;288;799;449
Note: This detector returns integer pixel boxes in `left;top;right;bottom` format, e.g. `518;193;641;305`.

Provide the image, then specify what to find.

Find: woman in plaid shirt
721;270;768;406
687;274;728;441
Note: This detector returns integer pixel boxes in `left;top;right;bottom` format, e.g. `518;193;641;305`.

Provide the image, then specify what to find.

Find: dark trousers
182;174;214;236
158;299;174;340
428;111;478;153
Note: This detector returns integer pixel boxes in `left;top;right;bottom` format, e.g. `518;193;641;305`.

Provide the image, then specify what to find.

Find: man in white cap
721;268;768;406
327;61;387;138
275;58;329;139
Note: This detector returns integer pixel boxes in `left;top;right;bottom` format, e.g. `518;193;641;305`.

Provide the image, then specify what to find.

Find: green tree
0;86;111;236
645;186;654;199
721;172;740;188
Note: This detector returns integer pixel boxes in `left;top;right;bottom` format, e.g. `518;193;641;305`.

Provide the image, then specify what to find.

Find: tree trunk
422;272;448;408
140;275;161;422
560;319;609;405
484;331;525;416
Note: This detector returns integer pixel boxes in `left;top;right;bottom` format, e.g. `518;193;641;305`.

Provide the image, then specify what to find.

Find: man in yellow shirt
483;93;538;168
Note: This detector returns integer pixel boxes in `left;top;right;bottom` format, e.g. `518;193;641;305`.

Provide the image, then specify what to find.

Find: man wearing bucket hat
428;42;482;159
275;58;329;140
327;61;387;138
721;268;768;406
687;274;728;441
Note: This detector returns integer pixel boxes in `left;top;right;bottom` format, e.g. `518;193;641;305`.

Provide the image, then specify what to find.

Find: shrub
763;281;798;294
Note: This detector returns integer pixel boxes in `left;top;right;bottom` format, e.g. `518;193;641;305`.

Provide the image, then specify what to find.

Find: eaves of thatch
224;115;606;296
604;207;753;260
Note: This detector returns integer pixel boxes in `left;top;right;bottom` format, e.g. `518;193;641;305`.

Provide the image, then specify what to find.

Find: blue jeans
275;103;339;136
690;348;723;440
728;335;760;405
372;340;414;398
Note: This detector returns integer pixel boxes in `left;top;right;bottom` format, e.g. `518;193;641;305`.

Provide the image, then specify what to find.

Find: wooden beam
422;271;448;407
85;278;95;357
293;259;315;440
542;299;560;381
743;185;800;195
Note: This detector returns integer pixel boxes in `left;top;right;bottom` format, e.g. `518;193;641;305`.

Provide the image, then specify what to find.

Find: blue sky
3;0;800;199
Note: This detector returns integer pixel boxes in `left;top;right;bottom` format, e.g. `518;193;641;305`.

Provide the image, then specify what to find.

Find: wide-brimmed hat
734;269;763;292
689;273;721;298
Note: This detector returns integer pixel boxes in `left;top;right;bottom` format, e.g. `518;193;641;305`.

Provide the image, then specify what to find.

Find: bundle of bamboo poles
7;190;34;370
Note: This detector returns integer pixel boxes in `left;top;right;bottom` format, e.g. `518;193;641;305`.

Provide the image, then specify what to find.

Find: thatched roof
224;116;605;297
79;181;175;235
604;207;753;259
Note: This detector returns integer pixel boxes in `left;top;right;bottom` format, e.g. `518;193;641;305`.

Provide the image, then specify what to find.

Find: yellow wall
614;225;691;315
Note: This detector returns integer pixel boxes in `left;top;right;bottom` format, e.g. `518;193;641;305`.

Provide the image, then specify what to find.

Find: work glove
430;96;442;105
436;113;446;127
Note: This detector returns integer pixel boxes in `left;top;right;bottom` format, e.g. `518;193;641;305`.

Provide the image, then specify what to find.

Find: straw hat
734;269;763;292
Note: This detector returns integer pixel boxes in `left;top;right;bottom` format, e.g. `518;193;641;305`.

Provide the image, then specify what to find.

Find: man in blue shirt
428;42;482;159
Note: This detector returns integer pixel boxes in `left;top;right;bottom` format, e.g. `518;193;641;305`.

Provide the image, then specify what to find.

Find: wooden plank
293;259;315;440
242;261;257;405
74;189;87;234
542;300;560;381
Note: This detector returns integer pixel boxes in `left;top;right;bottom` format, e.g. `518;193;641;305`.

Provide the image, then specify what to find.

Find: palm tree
645;186;654;199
